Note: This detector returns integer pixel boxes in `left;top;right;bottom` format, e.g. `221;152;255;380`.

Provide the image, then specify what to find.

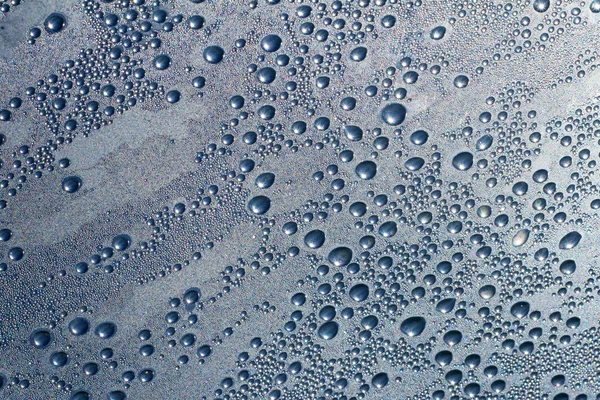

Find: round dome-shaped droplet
95;322;117;339
70;391;90;400
436;261;452;274
533;0;550;12
464;383;481;398
400;316;426;337
304;230;325;249
8;247;24;261
430;26;446;40
479;284;496;299
510;301;530;318
68;317;90;336
361;315;379;329
378;221;397;238
403;71;419;84
559;259;576;275
533;169;548;183
183;288;201;304
476;134;493;151
166;90;181;104
153;54;171;70
349;46;367;61
30;329;52;348
349;202;367;217
44;13;67;34
349;283;369;302
404;157;425;171
313;116;330;131
317;321;339;340
340;97;356;111
380;103;407;126
192;76;206;88
257;105;276;120
50;351;69;367
452;152;473;171
453;75;469;88
291;292;306;306
512;181;528;196
188;15;205;30
112;234;131;251
344;125;363;141
436;298;456;314
107;391;127;400
62;176;82;193
248;195;271;215
256;67;276;84
371;372;389;388
328;247;353;267
443;330;463;346
355;160;377;180
255;172;275;189
197;345;212;357
282;221;298;235
0;221;7;237
319;306;336;321
435;350;453;366
512;229;530;247
203;45;225;64
410;130;429;145
260;34;282;52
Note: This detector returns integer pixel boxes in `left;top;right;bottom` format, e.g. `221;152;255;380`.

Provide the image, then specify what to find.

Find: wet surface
1;0;600;399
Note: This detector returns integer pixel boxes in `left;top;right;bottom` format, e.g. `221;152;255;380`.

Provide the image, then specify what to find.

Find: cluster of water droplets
2;0;600;399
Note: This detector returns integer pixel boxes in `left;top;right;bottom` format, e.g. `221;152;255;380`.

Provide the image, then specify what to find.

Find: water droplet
380;103;407;126
400;316;426;337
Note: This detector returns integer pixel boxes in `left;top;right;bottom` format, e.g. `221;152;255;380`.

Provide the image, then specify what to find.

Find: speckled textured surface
1;0;600;399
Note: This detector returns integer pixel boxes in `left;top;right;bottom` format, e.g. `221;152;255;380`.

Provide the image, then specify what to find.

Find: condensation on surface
1;0;600;399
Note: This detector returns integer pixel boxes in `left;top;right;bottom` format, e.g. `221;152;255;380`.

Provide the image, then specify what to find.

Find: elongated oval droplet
559;231;582;250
